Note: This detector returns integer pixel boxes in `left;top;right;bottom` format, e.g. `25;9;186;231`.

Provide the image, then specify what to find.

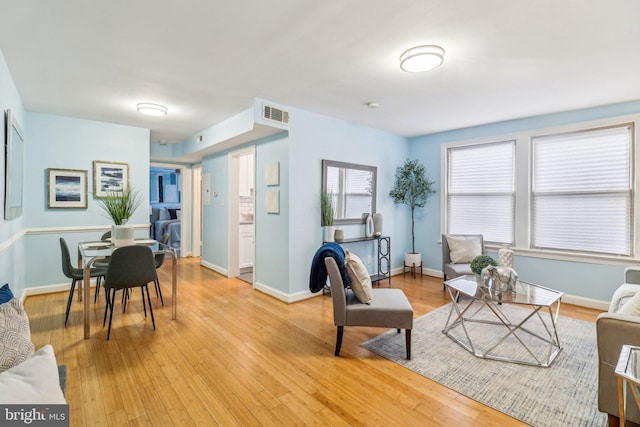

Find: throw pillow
159;207;171;221
0;298;35;373
168;208;180;220
0;284;13;305
618;290;640;316
344;249;373;304
0;345;66;404
447;235;482;264
176;210;182;220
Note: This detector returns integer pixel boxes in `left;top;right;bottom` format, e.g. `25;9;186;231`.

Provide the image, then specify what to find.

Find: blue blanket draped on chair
309;242;351;293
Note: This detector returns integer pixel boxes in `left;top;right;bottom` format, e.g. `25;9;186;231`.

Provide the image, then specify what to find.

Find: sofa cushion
0;298;35;373
446;235;482;264
0;345;66;404
345;250;372;304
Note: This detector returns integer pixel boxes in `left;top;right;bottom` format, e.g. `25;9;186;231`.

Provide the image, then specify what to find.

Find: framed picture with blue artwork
47;168;88;208
93;160;129;198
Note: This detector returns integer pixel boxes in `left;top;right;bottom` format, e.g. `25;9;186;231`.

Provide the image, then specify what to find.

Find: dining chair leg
141;287;147;317
64;279;77;326
103;288;112;327
107;289;117;340
94;276;101;303
154;278;164;306
144;284;156;330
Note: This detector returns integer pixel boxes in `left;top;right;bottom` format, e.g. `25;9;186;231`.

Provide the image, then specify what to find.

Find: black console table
325;236;391;286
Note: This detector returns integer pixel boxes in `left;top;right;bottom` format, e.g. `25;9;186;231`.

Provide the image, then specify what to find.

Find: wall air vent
263;104;290;125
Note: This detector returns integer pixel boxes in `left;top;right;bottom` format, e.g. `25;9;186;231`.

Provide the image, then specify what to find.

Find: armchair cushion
345;250;372;304
446;235;482;264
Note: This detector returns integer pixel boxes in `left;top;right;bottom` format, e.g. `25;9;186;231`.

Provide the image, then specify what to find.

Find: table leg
171;252;177;320
83;263;91;339
619;376;626;427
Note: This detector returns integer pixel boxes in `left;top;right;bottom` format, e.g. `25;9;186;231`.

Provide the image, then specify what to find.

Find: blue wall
410;101;640;303
24;113;150;287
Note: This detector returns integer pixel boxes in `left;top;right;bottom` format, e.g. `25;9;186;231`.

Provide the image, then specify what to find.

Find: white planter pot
324;226;335;243
405;252;422;266
112;225;135;247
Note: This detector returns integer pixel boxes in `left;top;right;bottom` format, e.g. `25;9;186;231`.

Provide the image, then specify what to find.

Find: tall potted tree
389;159;436;268
98;188;142;247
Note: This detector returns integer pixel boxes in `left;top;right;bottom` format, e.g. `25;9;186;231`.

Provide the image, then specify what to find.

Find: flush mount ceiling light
136;102;167;117
399;45;445;72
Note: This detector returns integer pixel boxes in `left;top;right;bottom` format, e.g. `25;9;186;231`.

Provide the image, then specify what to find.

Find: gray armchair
324;257;414;359
442;234;485;290
597;267;640;426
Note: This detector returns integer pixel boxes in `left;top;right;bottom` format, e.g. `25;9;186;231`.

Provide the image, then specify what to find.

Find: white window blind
447;141;515;243
532;125;632;256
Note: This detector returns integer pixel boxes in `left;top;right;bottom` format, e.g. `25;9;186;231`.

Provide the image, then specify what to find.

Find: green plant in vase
321;192;335;241
471;254;497;275
98;188;142;246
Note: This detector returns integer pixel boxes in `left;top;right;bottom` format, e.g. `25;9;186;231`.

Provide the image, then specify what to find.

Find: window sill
485;243;640;267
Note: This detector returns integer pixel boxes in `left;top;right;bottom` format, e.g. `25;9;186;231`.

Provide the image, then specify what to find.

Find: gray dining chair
60;238;108;326
93;230;112;303
102;245;158;340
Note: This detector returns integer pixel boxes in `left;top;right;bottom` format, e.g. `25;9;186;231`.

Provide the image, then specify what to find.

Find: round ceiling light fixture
399;45;445;73
137;102;168;117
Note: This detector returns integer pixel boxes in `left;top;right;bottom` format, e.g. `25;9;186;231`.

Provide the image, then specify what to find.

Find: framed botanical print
47;168;88;208
93;160;129;198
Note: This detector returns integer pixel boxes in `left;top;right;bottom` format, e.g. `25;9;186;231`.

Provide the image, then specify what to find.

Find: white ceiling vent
263;104;290;125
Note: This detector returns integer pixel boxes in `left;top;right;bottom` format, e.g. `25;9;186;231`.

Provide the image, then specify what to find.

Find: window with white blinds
446;141;515;244
325;167;373;219
532;124;633;256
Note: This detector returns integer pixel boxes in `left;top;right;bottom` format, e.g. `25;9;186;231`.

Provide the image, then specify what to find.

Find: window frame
441;113;640;265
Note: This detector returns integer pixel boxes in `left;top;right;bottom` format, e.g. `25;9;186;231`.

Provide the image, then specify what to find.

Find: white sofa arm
609;283;640;313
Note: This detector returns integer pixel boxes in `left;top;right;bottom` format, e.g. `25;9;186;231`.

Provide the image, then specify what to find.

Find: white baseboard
562;294;609;311
200;260;228;276
253;281;316;303
24;279;100;297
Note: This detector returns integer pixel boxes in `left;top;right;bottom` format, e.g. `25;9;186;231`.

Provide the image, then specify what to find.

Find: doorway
228;147;255;284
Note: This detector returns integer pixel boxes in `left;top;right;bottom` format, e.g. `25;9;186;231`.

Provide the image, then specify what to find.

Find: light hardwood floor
25;258;603;426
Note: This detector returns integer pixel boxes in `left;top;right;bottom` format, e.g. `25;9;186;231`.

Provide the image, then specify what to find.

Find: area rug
361;302;607;427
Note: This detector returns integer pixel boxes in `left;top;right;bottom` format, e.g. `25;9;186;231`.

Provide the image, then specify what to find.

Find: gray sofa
597;268;640;426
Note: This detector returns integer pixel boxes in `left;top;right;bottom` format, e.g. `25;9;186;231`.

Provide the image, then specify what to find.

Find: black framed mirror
5;109;24;220
322;159;376;225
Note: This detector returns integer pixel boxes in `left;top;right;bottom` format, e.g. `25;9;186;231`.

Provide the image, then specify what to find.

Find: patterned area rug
361;302;607;427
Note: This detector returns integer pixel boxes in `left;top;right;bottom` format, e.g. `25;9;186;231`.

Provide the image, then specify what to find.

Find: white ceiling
1;0;639;144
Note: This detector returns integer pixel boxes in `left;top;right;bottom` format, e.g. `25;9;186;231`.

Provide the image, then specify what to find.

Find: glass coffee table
443;275;564;367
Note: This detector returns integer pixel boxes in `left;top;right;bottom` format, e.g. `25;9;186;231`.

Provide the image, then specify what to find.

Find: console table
325;235;391;286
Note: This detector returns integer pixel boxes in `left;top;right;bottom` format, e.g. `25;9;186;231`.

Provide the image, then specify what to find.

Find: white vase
373;213;383;237
334;227;344;242
365;214;374;237
405;252;421;267
498;245;514;268
324;225;335;243
112;224;135;247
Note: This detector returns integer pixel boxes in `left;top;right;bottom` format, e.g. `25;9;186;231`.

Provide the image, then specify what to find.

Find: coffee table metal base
443;288;562;367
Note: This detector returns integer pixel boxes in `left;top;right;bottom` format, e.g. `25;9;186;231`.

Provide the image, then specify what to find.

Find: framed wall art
93;160;129;198
47;168;88;208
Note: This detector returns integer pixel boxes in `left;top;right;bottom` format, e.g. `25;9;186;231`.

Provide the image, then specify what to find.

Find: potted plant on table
98;188;142;247
321;192;335;242
389;159;436;270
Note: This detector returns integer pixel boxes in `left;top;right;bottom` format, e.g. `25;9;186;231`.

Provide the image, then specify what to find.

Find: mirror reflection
4;110;24;220
322;159;376;225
